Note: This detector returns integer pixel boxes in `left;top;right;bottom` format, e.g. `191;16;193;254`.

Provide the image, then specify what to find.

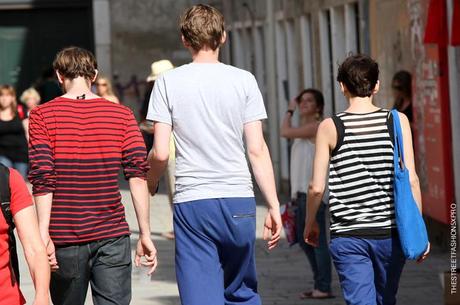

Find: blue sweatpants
329;237;406;305
174;198;261;305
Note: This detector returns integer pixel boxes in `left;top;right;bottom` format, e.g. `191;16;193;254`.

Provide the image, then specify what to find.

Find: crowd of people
0;3;430;305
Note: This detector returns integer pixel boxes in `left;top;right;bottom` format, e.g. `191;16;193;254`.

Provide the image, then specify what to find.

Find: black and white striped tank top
329;108;396;238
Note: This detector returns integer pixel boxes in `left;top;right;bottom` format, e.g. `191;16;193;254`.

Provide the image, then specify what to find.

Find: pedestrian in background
304;54;430;305
392;70;413;124
20;87;41;116
147;4;282;305
35;68;62;104
95;75;120;104
0;85;29;179
280;88;333;300
0;165;50;305
28;46;157;305
140;59;176;240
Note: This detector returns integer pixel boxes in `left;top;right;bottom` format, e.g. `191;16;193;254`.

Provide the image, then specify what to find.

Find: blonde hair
20;87;41;104
96;76;116;97
180;4;225;51
0;84;17;113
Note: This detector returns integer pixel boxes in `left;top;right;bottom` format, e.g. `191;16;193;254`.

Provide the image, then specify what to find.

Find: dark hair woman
280;88;333;300
392;70;413;123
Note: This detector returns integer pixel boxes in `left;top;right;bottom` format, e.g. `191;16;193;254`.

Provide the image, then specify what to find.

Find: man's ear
181;35;191;48
339;82;346;94
220;31;227;45
92;69;99;83
373;80;380;95
56;71;64;84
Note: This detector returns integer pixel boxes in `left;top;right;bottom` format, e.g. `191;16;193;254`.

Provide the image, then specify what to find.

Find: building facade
221;0;460;242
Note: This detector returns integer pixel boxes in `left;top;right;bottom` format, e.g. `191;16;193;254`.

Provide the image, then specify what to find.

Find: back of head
337;54;379;97
53;46;97;81
180;4;225;51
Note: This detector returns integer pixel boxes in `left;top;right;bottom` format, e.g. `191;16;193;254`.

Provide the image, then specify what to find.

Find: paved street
17;182;447;305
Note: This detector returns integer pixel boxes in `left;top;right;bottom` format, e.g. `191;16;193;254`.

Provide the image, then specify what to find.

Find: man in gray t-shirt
147;4;281;305
147;63;267;203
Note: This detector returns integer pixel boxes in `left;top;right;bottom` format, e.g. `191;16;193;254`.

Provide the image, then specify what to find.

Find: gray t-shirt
147;62;267;203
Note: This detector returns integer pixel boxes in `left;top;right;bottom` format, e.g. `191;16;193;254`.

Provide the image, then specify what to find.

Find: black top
401;104;413;123
0;116;28;163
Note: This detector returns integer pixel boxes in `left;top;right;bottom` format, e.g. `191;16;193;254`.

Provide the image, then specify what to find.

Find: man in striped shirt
304;54;429;305
28;47;157;305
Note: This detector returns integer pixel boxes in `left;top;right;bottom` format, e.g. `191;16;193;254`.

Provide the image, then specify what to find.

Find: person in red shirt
0;166;49;305
28;47;157;305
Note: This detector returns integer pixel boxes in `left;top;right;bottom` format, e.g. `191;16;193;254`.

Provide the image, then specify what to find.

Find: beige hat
146;59;174;82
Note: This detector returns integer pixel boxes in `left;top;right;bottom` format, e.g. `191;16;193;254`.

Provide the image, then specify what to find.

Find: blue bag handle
391;109;404;172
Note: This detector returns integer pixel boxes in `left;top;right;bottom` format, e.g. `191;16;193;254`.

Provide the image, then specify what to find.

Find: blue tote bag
391;109;429;260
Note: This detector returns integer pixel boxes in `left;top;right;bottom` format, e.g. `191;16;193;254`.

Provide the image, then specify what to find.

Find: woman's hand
288;99;297;112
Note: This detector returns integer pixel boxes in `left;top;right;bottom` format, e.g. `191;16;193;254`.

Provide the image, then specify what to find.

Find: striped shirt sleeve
121;110;149;179
28;107;56;195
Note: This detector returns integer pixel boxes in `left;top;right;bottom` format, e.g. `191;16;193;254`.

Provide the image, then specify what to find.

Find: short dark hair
296;88;325;118
337;54;379;97
53;46;97;81
180;4;225;51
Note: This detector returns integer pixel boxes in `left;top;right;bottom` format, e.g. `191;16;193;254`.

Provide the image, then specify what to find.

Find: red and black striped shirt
28;97;148;245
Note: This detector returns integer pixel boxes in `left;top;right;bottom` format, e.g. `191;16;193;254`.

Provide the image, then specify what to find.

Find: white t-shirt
290;138;315;198
147;62;267;203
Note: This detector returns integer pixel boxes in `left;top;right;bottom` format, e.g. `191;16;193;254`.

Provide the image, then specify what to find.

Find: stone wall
108;0;222;114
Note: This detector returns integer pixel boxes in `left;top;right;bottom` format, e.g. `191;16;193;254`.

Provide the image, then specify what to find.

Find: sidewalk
17;186;447;305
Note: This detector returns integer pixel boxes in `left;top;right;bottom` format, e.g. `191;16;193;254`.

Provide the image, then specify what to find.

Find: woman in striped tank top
304;54;430;305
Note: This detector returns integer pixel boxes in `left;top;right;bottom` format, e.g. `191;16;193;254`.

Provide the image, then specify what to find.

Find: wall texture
109;0;222;112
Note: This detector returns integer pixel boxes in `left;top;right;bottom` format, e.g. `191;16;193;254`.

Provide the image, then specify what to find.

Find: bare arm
304;119;335;246
34;193;58;271
130;176;158;275
129;177;151;237
280;100;318;139
146;122;171;194
280;117;319;139
245;121;278;209
244;120;281;249
15;206;50;304
34;194;53;242
399;112;422;212
22;118;29;142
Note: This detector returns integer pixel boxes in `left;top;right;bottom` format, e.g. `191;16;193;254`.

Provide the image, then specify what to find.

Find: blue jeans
0;155;28;179
329;237;406;305
174;198;261;305
295;192;332;292
50;235;132;305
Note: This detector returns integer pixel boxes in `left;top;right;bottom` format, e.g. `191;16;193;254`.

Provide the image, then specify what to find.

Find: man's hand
43;236;58;271
146;176;159;196
263;207;282;250
417;242;431;263
135;235;158;275
304;220;320;247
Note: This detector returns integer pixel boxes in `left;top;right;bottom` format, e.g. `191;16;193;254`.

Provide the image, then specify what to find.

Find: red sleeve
28;107;56;195
121;110;149;180
8;168;33;216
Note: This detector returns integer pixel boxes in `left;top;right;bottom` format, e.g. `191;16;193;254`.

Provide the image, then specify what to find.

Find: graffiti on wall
408;0;429;191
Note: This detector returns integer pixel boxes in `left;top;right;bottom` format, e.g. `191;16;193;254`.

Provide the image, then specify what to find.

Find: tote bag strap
391;109;405;171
